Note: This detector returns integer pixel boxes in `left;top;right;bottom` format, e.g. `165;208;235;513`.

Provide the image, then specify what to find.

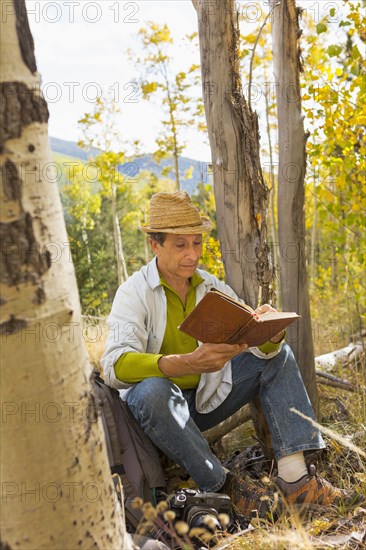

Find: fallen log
315;343;364;372
318;378;360;393
204;405;251;444
316;370;366;393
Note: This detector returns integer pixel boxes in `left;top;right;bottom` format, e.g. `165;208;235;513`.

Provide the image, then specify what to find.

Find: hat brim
140;217;213;234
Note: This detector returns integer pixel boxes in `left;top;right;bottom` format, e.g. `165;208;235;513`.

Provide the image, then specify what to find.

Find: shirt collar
145;257;204;290
159;271;204;291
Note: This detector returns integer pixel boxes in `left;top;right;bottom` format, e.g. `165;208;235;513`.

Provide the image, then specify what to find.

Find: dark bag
91;371;166;528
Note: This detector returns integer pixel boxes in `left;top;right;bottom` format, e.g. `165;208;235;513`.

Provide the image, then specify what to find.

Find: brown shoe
276;464;365;510
222;472;274;518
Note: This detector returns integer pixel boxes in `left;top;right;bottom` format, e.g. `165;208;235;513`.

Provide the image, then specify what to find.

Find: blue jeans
126;344;325;492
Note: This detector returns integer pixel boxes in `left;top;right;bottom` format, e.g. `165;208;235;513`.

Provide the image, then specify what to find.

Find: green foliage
316;22;327;34
74;95;136;307
237;4;365;348
301;2;366;350
62;163;101;231
60;162;113;315
191;183;224;280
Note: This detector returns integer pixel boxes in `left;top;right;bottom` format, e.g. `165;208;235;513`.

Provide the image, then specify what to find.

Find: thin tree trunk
310;169;318;289
264;74;280;303
173;141;180;191
193;0;274;308
111;184;128;285
0;2;130;547
169;99;181;191
193;0;275;456
270;0;318;409
163;71;180;190
81;216;94;288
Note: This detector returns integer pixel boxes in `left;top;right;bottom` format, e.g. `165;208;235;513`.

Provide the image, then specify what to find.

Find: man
102;191;361;516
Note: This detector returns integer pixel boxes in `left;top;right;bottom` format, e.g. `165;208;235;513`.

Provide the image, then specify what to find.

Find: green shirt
114;272;284;389
114;272;203;389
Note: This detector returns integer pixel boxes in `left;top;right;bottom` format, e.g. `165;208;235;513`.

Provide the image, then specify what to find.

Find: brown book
179;288;300;347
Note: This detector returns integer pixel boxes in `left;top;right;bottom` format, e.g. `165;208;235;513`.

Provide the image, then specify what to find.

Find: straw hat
140;191;213;234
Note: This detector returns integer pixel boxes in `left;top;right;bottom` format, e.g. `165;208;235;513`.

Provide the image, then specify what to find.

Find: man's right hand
158;342;248;377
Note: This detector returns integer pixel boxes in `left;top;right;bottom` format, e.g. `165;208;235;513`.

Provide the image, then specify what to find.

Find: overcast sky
25;1;350;162
26;0;211;160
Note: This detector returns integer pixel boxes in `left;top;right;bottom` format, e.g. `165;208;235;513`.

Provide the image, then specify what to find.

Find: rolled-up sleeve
114;352;164;383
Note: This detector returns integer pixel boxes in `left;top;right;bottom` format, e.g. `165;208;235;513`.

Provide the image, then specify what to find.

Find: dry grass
86;323;366;548
82;317;109;374
226;352;366;549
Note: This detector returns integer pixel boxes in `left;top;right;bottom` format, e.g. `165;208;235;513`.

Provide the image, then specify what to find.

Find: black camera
142;488;249;549
168;488;233;533
164;488;249;550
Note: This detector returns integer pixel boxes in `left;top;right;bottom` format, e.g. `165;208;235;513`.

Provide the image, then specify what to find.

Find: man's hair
147;232;166;245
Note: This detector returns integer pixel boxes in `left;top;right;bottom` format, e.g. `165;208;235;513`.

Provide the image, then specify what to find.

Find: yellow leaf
243;33;257;44
141;81;158;95
354;473;366;483
310;519;333;535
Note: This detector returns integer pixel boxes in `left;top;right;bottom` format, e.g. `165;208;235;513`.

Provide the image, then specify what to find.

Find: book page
258;311;299;322
208;288;255;314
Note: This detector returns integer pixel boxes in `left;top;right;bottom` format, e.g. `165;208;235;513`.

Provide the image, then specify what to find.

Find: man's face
150;233;203;281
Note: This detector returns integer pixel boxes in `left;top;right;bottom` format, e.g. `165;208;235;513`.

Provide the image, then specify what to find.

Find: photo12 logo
2;1;140;24
11;80;142;105
2;481;103;503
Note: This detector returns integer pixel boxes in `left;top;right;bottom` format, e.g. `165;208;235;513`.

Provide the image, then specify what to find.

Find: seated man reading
102;191;361;516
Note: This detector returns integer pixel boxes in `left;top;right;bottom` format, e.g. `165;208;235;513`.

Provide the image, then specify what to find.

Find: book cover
179;288;299;347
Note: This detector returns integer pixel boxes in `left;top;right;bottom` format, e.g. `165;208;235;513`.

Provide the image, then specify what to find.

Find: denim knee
279;343;304;379
126;377;184;422
277;342;293;362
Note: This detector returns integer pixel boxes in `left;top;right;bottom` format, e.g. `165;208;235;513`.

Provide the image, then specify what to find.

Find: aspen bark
192;0;274;308
0;1;131;547
270;0;318;408
193;0;274;456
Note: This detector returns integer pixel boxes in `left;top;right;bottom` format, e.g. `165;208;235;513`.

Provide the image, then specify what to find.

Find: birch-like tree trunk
0;1;130;547
264;79;280;296
192;0;274;309
111;182;128;285
270;0;318;408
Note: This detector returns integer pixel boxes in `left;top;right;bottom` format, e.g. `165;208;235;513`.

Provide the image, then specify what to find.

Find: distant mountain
50;136;94;161
50;136;212;194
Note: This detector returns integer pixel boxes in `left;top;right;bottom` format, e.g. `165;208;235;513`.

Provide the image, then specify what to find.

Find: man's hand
255;303;277;315
158;342;248;377
187;342;248;373
255;303;285;343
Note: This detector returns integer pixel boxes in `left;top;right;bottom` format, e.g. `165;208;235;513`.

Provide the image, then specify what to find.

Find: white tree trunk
264;81;280;298
111;183;128;285
192;0;273;308
0;1;131;547
270;0;318;408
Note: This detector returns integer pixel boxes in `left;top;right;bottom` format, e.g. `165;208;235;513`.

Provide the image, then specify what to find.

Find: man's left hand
255;303;277;315
255;304;285;343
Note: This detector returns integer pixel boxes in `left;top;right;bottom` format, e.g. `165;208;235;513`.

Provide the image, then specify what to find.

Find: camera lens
184;506;221;532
